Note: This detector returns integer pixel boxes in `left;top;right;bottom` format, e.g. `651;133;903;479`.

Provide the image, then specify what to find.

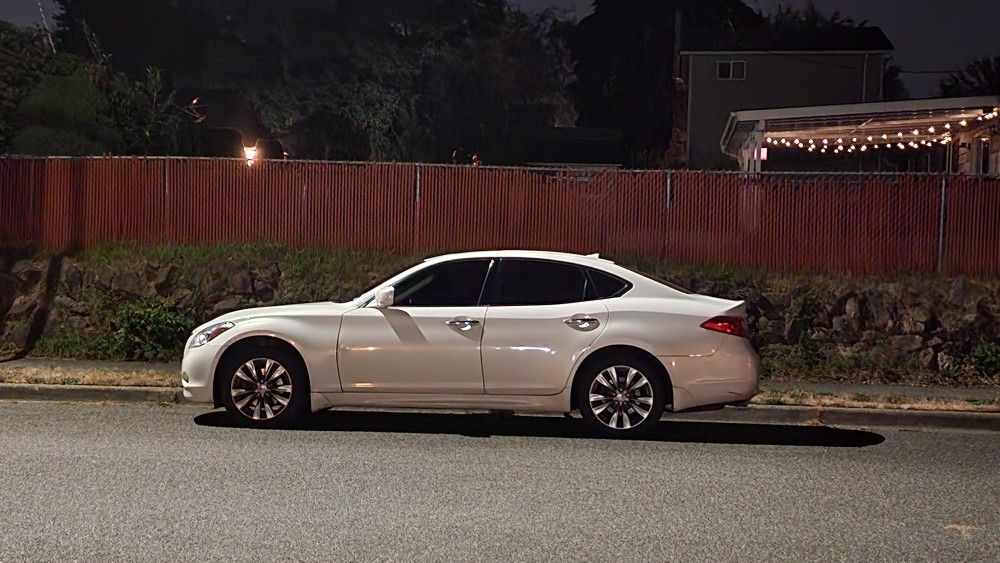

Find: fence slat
1;157;996;276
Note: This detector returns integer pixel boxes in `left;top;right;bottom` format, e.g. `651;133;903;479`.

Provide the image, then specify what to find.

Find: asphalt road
0;401;997;561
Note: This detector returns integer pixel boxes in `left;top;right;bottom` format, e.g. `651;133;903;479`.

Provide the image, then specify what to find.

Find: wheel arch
569;344;673;412
212;335;310;408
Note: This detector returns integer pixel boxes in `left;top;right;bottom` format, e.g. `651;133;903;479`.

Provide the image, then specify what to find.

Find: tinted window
587;268;631;299
393;260;490;307
494;259;588;306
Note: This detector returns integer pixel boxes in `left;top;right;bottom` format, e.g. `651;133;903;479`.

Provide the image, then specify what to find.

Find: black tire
218;344;310;429
576;353;668;438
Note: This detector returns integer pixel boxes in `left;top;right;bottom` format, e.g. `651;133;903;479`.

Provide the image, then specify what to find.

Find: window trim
717;60;747;81
388;258;495;308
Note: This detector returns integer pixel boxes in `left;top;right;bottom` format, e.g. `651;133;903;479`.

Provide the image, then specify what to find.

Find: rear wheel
219;345;310;428
577;355;667;438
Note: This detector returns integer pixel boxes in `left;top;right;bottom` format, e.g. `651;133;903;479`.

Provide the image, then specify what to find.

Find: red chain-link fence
2;157;998;276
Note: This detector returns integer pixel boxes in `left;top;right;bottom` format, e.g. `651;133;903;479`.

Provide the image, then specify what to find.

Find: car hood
192;301;356;334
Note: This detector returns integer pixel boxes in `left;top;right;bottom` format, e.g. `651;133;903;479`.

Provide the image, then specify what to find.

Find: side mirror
373;286;394;308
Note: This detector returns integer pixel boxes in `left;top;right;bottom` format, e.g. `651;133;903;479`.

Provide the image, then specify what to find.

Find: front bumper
180;335;217;404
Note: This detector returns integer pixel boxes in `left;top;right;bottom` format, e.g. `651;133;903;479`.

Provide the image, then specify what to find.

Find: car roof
424;250;616;267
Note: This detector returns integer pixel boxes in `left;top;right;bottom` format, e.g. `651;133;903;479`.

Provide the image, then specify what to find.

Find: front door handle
563;316;600;331
446;318;480;331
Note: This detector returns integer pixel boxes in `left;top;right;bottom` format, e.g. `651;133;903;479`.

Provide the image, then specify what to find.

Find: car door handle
445;318;480;331
563;316;600;331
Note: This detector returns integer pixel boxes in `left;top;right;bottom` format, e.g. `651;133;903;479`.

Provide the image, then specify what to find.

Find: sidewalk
1;358;998;431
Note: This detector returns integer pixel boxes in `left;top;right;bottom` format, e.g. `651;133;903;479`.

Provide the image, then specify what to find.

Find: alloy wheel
229;358;293;421
588;365;655;430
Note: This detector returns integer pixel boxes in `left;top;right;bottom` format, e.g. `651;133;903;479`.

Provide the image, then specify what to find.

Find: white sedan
181;250;759;436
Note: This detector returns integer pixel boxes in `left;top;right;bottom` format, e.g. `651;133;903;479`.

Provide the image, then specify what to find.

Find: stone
899;317;925;335
909;305;933;324
228;270;253;295
7;294;39;317
918;347;936;368
937;352;956;370
11;260;45;289
255;286;275;303
153;264;178;297
212;296;243;315
891;334;924;353
111;271;147;296
60;262;83;299
845;297;860;320
1;322;32;352
0;273;19;317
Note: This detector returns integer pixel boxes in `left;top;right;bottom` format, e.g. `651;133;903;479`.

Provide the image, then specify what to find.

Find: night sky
4;0;997;96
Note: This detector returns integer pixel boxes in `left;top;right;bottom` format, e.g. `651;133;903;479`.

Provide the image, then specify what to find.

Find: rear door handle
563;316;600;331
446;318;480;331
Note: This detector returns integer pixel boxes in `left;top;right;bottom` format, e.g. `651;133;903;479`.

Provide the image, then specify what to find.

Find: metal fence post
936;174;947;274
413;163;422;253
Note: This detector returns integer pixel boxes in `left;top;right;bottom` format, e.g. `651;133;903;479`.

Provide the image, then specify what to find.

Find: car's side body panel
481;302;609;395
181;303;348;403
337;306;488;394
318;385;574;412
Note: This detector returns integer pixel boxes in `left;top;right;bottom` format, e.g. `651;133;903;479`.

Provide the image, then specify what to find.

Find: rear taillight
700;315;748;338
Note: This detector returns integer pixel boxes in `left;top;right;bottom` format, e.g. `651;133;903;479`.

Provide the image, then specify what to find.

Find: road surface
0;401;997;561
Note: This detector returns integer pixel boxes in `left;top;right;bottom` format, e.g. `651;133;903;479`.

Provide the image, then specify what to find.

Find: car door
337;259;493;394
480;259;610;395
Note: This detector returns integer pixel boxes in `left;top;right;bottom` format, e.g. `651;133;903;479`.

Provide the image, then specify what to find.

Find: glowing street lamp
243;146;258;167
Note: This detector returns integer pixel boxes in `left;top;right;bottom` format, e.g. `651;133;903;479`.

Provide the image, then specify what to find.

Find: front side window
393;259;491;307
492;259;589;306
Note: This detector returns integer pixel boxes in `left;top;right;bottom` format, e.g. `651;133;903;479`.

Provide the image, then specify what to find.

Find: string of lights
763;107;998;154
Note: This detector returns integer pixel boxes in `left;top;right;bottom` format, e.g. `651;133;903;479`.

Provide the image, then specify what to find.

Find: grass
751;389;1000;412
0;362;177;387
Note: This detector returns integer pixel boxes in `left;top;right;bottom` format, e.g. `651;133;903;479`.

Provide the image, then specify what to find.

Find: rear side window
492;259;588;306
393;259;491;307
586;268;631;299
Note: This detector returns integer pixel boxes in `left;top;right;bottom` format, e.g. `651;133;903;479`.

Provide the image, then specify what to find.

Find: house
677;26;894;170
720;96;1000;175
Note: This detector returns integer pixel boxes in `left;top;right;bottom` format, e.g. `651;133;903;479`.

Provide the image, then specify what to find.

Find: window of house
717;60;747;81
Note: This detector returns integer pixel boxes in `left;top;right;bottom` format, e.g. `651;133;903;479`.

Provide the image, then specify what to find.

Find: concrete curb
1;384;997;431
672;404;1000;432
0;383;180;404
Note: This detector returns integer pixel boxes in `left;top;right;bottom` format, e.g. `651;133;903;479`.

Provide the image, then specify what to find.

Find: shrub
107;299;191;361
968;342;1000;378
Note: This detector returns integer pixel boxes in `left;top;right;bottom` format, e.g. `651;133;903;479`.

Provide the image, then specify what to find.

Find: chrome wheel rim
230;358;293;421
588;365;654;430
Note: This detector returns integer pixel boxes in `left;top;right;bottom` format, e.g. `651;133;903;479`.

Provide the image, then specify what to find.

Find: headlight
191;321;235;347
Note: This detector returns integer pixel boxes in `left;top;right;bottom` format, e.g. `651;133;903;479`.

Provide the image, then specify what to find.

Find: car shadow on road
194;410;885;447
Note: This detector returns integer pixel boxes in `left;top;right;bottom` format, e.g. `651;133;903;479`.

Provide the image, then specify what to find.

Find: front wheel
577;355;667;438
218;346;310;428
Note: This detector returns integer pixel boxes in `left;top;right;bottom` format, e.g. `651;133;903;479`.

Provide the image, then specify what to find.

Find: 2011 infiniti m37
181;250;759;437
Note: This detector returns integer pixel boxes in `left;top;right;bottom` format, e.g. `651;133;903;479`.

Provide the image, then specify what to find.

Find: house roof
682;25;893;54
720;96;1000;156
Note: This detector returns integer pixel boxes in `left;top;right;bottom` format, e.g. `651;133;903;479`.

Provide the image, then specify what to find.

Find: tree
882;60;909;101
939;55;1000;97
51;0;573;163
0;22;63;150
11;72;116;155
564;0;760;168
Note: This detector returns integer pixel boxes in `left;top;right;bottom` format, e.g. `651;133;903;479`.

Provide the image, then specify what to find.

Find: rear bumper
658;336;760;412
